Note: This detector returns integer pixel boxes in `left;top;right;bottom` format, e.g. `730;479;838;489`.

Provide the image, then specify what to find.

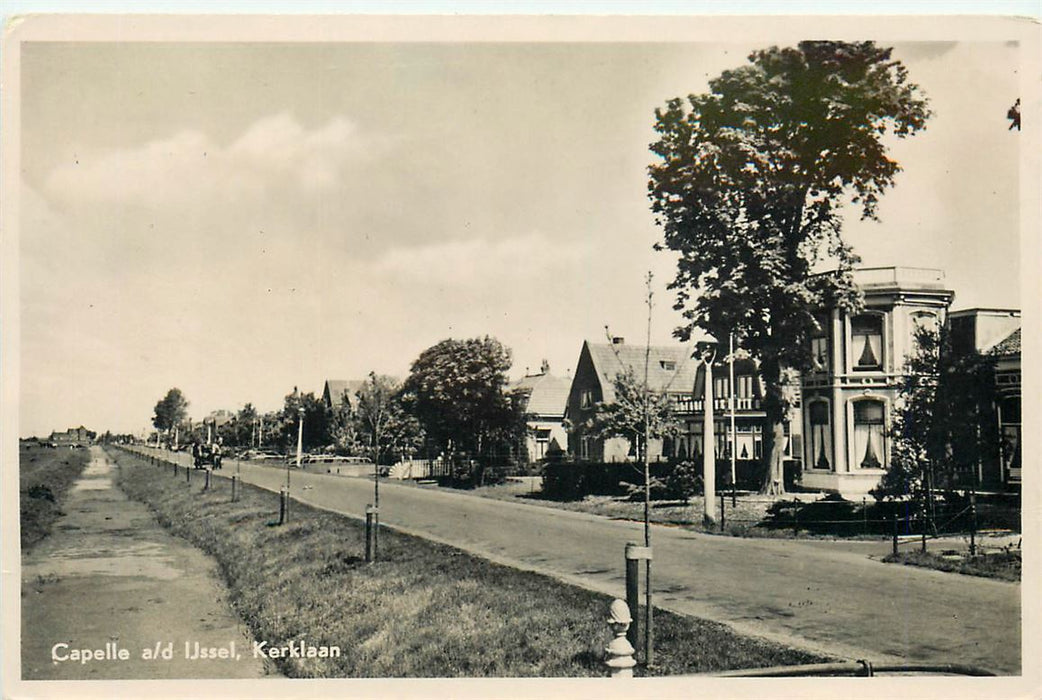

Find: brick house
948;308;1022;488
565;338;698;462
50;426;93;446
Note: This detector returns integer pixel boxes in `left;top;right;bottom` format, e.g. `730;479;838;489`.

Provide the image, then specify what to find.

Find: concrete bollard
605;599;637;678
231;475;237;503
186;464;192;484
278;488;288;525
204;468;211;491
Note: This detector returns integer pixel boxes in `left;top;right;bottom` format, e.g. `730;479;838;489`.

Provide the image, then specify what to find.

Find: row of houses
521;267;1022;497
318;266;1020;498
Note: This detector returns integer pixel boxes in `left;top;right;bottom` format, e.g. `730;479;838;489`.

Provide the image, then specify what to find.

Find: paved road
21;447;274;680
141;448;1021;674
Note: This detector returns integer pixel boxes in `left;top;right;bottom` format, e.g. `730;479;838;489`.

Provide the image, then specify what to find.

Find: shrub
664;461;702;502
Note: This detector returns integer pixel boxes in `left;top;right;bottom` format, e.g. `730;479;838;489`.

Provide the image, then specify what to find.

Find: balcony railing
671;396;762;413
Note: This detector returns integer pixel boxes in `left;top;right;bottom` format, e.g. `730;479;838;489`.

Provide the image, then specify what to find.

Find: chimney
612;337;625;345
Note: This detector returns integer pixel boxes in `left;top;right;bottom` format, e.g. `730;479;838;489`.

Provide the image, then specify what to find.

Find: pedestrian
213;438;223;470
192;441;202;469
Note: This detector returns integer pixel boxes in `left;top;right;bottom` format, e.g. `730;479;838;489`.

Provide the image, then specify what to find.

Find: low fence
717;493;1021;555
388;458;453;480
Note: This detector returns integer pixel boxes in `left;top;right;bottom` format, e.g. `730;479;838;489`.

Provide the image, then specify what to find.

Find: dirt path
20;446;275;680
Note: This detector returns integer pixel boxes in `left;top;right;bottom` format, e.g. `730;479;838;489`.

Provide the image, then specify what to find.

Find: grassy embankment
882;550;1021;582
20;444;91;550
110;447;829;678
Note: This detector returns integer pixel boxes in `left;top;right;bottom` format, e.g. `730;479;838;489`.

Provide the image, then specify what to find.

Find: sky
16;33;1026;437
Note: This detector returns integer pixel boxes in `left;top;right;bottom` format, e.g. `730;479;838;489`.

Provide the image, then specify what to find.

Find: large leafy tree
354;373;423;466
152;388;189;438
649;41;931;494
402;336;524;484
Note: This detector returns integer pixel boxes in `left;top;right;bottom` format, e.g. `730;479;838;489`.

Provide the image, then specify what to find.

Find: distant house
513;361;570;462
322;379;367;414
565;338;698;462
49;426;93;446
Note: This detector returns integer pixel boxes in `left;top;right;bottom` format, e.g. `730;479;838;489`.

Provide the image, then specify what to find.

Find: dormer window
852;314;884;371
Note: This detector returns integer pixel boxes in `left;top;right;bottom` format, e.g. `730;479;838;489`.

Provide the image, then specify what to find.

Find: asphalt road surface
143;448;1021;674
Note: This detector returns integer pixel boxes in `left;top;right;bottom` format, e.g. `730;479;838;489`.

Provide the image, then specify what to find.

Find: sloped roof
323;379;367;409
514;372;571;417
584;341;697;403
989;328;1021;357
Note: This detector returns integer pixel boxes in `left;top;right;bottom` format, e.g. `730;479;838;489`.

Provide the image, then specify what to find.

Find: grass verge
882;550;1021;582
20;445;91;550
110;447;829;678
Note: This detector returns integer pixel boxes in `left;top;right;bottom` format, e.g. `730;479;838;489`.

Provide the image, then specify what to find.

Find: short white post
605;599;637;678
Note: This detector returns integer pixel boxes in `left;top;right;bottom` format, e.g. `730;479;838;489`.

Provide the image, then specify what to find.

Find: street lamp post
293;406;304;487
729;332;737;506
696;340;719;528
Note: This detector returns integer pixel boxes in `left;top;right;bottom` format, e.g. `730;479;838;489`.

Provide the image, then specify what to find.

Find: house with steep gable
565;338;697;462
322;379;367;414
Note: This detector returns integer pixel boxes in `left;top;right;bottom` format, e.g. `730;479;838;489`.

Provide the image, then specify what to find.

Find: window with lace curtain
853;400;886;469
852;314;884;371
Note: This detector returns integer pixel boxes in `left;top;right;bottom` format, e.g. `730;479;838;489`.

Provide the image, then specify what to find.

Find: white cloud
370;231;592;288
44;113;376;208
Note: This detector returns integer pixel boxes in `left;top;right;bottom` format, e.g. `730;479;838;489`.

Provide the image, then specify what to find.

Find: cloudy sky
17;33;1024;436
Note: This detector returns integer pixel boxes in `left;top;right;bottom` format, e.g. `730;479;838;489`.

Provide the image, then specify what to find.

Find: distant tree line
146;335;530;485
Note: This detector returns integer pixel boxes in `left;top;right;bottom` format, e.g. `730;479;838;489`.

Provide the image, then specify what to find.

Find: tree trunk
759;357;787;496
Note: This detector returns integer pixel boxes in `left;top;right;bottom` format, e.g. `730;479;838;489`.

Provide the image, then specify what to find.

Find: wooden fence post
969;492;977;556
624;542;653;667
920;502;927;553
365;505;379;563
